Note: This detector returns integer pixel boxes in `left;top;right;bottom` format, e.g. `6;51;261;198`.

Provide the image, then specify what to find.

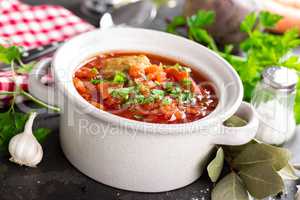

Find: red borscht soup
73;52;218;124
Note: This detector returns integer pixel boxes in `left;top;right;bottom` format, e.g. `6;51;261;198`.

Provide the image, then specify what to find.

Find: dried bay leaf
239;163;284;199
207;147;224;182
232;144;273;168
211;172;248;200
261;144;291;171
233;143;291;171
278;163;299;180
223;140;258;159
223;115;248;127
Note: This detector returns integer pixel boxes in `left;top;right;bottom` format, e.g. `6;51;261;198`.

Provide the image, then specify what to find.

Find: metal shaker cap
262;66;298;91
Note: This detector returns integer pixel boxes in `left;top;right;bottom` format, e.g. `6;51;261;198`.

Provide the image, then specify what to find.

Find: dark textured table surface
0;1;298;200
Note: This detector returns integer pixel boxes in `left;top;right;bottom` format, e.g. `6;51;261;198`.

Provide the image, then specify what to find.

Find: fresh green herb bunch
0;44;58;153
167;11;300;124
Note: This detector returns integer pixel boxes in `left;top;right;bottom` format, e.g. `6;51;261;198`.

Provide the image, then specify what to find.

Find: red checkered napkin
0;0;95;108
0;71;28;107
0;0;94;49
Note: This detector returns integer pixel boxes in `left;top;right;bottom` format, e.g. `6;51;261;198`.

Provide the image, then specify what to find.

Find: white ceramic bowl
29;28;258;192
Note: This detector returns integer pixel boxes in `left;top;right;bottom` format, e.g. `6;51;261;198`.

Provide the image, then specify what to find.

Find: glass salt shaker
251;66;298;145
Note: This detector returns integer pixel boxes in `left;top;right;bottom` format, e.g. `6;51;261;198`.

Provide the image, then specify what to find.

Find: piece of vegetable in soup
73;52;218;124
102;55;151;78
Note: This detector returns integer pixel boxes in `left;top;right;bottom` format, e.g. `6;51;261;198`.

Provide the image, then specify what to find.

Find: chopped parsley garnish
180;91;194;103
164;82;174;92
143;96;155;104
170;87;181;98
151;89;165;100
131;94;155;105
116;86;159;105
181;78;192;87
162;97;172;105
135;95;146;104
90;79;104;84
110;87;135;100
91;67;98;74
113;71;127;84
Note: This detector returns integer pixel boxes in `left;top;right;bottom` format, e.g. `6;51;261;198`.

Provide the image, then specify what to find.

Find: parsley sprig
0;44;59;153
0;45;60;112
167;11;300;124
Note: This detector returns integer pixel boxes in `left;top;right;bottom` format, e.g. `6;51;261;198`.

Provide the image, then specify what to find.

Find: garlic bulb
9;112;43;167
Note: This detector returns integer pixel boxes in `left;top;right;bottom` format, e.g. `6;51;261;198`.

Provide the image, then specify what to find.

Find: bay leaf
207;147;224;182
278;163;299;180
239;163;284;199
223;140;258;159
233;143;291;171
211;172;248;200
261;144;291;171
232;143;274;168
223;115;248;127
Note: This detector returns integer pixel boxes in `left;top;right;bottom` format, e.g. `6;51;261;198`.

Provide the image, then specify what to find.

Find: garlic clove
8;112;43;167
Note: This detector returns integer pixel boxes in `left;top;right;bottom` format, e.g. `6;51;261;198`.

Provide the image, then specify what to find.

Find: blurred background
22;0;300;45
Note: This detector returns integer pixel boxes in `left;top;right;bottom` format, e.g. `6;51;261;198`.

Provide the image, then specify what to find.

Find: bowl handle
28;58;58;107
212;102;259;146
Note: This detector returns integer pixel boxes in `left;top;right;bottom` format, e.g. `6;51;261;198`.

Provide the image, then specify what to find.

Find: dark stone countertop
0;1;298;200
